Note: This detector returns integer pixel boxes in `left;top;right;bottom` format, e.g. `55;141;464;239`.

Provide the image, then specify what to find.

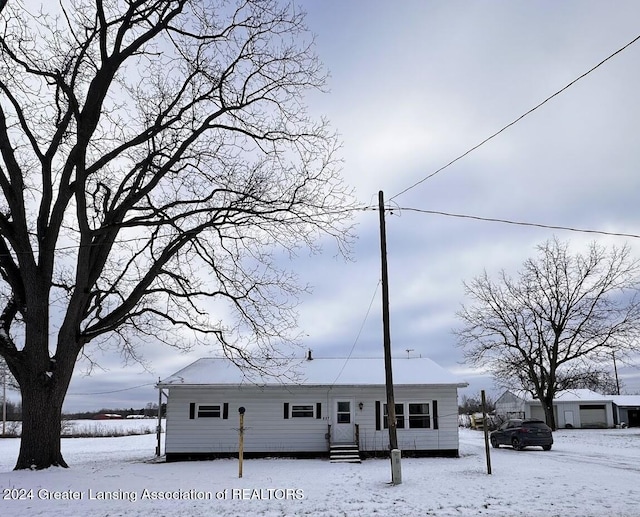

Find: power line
66;382;156;396
330;280;381;387
395;207;640;239
391;32;640;201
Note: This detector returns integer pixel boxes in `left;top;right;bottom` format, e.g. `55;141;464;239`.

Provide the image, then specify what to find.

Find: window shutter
433;400;439;430
189;403;195;419
223;403;229;420
316;402;322;419
375;401;381;431
284;402;289;419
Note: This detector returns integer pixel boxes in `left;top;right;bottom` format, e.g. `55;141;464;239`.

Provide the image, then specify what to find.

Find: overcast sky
27;0;640;413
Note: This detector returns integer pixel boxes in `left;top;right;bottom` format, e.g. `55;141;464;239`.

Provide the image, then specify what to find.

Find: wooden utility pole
612;351;621;395
379;191;400;485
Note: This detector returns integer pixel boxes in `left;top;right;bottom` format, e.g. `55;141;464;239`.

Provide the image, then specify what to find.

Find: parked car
490;418;553;451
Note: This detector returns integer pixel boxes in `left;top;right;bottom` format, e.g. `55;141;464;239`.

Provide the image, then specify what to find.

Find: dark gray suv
490;419;553;451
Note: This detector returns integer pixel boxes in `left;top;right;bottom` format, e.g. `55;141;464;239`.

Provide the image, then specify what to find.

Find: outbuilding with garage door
496;389;615;429
528;389;613;428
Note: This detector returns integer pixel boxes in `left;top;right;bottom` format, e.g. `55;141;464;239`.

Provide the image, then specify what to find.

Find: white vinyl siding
527;400;613;428
164;385;461;455
352;388;459;452
167;389;328;455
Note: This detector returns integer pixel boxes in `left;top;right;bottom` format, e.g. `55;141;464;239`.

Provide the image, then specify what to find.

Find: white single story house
158;354;468;462
495;389;617;428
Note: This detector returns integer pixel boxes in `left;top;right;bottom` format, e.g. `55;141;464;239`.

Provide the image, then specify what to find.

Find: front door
333;399;354;444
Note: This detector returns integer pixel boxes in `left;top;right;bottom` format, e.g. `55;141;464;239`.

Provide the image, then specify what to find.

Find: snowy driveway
463;426;640;472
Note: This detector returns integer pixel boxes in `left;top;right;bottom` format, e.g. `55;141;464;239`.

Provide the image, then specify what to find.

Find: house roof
553;389;612;402
498;389;615;404
158;356;468;388
610;395;640;407
497;389;640;407
525;389;613;403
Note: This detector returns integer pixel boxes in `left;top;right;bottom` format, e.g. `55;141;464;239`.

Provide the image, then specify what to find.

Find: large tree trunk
541;394;557;431
12;335;75;470
15;380;68;470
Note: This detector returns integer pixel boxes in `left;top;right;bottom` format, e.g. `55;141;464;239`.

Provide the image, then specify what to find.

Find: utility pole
379;190;400;484
612;351;621;395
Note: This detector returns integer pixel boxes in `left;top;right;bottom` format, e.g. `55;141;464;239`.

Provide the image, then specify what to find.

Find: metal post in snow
238;407;246;478
481;390;492;475
2;367;6;436
156;379;162;457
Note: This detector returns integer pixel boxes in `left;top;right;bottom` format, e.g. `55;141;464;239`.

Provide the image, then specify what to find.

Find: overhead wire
330;279;381;387
67;382;155;397
66;382;156;396
393;207;640;239
390;32;640;201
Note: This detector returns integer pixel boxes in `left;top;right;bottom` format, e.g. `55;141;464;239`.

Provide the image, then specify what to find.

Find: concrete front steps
329;444;361;463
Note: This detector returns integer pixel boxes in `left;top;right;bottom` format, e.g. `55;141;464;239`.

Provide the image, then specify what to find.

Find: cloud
49;1;640;411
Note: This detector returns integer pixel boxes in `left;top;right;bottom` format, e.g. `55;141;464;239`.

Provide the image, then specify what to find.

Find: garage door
530;405;545;421
529;404;556;422
579;405;607;428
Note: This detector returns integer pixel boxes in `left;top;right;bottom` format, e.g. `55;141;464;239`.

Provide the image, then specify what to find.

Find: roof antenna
406;349;414;359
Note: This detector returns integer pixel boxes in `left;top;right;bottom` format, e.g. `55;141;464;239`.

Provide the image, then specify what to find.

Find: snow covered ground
1;425;639;516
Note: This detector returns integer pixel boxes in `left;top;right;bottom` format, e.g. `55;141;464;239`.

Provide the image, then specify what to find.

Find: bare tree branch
0;0;355;469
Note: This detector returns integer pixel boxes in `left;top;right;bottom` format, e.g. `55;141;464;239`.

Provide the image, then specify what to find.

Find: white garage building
495;389;615;429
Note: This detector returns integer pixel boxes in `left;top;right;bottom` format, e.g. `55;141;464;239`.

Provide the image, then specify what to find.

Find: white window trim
407;401;431;429
196;403;222;418
382;401;433;430
290;403;316;419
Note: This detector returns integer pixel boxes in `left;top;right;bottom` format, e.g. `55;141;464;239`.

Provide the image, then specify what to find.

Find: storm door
332;399;355;443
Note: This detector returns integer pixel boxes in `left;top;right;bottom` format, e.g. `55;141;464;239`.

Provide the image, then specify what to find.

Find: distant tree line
64;403;166;420
458;393;496;414
2;402;166;421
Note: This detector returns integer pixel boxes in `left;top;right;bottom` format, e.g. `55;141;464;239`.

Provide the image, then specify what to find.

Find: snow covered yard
1;427;639;516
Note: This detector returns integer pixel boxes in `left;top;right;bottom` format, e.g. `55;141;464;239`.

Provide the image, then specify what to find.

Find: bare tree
458;392;495;414
0;0;355;469
456;238;640;429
